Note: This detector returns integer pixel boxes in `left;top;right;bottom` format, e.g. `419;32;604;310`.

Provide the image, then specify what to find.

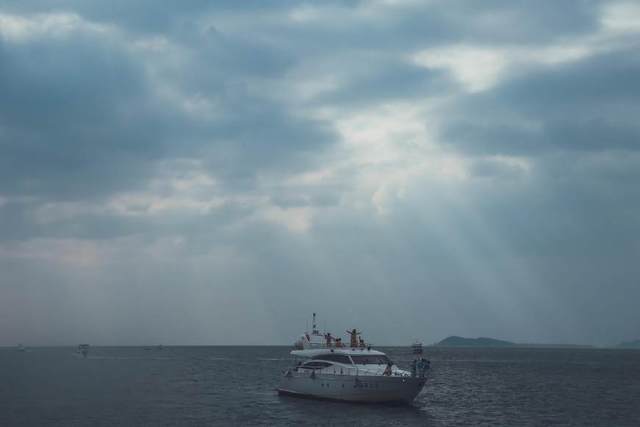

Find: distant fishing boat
144;345;164;351
17;344;27;352
77;344;90;358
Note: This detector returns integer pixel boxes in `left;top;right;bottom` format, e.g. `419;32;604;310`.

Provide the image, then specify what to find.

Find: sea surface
1;346;639;426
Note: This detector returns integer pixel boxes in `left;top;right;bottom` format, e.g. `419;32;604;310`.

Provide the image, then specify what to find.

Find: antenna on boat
312;312;317;333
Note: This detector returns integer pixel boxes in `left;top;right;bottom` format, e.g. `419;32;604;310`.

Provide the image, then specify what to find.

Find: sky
1;0;639;346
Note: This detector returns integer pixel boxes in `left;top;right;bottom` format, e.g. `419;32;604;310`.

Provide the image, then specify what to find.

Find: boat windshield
350;355;392;365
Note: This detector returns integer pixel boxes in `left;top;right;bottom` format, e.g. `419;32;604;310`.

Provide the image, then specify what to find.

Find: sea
1;346;639;426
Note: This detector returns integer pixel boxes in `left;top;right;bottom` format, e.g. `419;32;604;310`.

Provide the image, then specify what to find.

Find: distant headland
432;336;596;348
617;339;640;349
434;336;514;347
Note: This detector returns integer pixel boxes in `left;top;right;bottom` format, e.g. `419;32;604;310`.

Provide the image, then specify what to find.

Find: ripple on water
1;346;639;426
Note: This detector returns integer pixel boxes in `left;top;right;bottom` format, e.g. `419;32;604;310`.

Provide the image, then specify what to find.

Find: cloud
0;13;166;199
1;1;640;346
438;44;640;157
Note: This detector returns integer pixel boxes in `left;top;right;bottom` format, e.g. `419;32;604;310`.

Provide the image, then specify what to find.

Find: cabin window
312;354;352;364
350;355;392;365
301;361;332;369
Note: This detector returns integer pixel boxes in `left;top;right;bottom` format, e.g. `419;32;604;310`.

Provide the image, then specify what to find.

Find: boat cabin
310;352;392;366
291;348;397;373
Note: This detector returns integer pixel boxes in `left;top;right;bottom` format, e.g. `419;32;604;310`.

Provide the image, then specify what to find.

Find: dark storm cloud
0;199;40;241
441;0;601;42
497;49;640;118
0;7;336;202
269;0;601;54
0;0;302;33
442;119;640;156
199;101;336;184
308;59;453;108
441;46;640;156
0;34;174;199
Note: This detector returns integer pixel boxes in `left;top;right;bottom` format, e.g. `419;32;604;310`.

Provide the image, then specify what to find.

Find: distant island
434;336;514;347
431;336;598;348
617;339;640;349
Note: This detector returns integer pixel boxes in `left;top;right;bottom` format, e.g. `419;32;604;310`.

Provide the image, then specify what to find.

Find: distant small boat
411;341;423;355
144;345;164;351
77;344;90;358
17;344;27;352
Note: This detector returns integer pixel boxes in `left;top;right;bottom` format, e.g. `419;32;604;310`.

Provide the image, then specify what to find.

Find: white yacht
278;314;429;404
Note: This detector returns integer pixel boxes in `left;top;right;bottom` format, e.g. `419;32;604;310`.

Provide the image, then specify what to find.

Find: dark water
1;346;639;426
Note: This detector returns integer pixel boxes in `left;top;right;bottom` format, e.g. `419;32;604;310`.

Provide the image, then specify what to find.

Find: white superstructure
293;313;328;349
278;314;430;404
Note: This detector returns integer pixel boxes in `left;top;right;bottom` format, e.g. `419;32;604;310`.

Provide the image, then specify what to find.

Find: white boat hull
278;372;426;404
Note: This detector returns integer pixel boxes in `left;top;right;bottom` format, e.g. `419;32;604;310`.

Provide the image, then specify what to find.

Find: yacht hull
278;373;426;404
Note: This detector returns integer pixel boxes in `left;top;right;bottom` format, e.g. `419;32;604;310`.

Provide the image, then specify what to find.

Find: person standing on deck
325;332;333;347
346;329;361;348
